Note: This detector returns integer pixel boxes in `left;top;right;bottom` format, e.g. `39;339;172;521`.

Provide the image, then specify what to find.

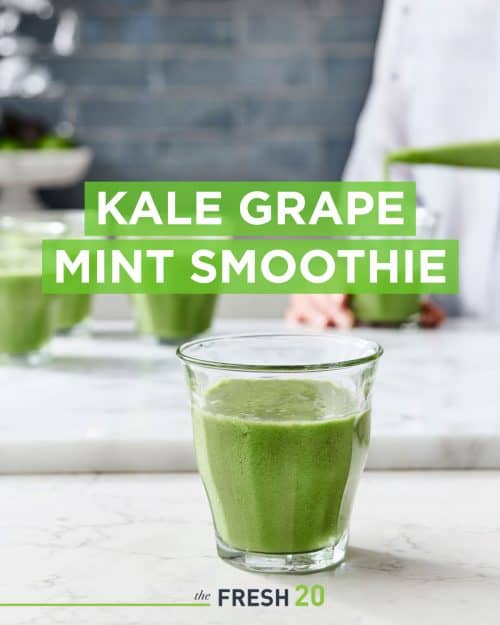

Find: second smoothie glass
178;333;383;573
132;293;217;344
0;217;63;363
351;205;438;326
56;211;93;334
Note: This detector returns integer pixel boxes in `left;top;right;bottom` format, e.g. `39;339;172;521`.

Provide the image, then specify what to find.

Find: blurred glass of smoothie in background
178;334;383;573
380;140;500;325
351;205;438;326
360;139;500;327
0;218;62;364
0;213;92;334
351;292;421;326
132;293;218;344
56;211;92;334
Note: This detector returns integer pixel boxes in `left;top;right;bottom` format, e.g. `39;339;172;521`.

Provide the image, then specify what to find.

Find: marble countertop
0;471;498;625
0;318;499;472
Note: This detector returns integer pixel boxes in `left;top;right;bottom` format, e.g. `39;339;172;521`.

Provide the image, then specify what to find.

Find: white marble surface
0;319;499;472
0;471;498;625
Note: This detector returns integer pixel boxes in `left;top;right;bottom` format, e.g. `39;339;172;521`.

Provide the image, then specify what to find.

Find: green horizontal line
0;603;211;608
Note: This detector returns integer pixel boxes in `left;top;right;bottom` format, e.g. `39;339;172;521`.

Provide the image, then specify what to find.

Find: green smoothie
58;212;92;333
375;140;499;326
132;294;217;342
57;294;92;333
193;378;369;554
0;266;58;356
352;293;420;326
384;140;500;178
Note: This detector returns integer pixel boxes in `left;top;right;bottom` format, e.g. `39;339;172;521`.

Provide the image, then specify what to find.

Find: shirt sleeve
343;0;412;182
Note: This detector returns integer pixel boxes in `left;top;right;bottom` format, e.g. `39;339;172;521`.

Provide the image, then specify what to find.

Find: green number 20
295;584;325;607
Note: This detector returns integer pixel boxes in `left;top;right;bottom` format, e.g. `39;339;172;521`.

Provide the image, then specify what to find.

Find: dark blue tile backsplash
2;0;383;208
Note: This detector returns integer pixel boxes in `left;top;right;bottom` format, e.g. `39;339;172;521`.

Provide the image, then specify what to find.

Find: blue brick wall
4;0;383;208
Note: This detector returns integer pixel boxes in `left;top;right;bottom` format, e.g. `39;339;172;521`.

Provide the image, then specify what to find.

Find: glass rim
0;215;66;237
177;332;384;373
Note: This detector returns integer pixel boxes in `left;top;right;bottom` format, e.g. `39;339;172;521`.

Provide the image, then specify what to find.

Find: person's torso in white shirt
344;0;500;318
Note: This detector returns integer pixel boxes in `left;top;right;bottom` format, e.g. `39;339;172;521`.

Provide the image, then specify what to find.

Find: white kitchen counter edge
1;434;499;473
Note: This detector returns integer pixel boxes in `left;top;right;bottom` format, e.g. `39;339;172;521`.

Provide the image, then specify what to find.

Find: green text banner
43;238;458;295
84;181;417;237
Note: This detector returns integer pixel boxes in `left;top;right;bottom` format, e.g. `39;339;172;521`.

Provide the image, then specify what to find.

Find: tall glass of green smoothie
177;333;383;573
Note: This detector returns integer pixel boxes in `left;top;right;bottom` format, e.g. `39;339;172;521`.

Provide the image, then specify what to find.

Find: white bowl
0;146;92;187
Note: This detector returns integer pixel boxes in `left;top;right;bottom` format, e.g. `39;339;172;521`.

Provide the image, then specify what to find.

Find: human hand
285;294;355;329
419;299;446;328
286;295;446;329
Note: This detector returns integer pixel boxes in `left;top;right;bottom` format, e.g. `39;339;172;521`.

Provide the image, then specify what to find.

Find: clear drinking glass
351;204;438;326
177;333;383;573
1;213;93;335
132;293;218;344
0;217;64;364
56;211;92;334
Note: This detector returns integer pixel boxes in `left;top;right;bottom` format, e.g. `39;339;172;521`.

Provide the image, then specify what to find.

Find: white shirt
344;0;500;319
